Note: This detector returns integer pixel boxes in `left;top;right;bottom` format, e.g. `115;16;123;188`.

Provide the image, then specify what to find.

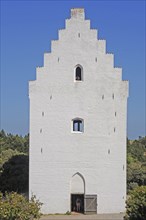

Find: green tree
0;155;29;193
127;138;146;163
127;137;146;191
0;130;29;153
124;186;146;220
0;149;23;172
127;161;146;191
0;129;6;138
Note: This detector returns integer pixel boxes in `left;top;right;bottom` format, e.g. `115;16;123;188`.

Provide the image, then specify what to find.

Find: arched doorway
70;172;85;213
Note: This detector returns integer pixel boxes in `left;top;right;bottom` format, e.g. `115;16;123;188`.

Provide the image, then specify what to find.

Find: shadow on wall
0;155;29;194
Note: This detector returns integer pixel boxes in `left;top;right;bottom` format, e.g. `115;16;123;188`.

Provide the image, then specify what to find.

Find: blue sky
1;0;145;139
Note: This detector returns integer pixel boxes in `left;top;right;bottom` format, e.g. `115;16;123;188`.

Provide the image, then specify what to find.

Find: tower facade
29;8;128;214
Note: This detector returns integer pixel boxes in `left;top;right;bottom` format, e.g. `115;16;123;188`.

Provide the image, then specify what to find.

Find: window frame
74;65;83;82
72;118;84;133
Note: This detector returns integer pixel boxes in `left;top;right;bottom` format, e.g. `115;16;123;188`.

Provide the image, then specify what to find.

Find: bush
127;161;146;191
65;211;71;215
124;186;146;220
128;182;138;191
0;192;42;220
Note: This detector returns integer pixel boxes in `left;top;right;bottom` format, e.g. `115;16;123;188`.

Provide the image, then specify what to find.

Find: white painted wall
29;8;128;214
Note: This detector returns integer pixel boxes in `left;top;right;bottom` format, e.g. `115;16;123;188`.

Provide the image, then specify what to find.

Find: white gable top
71;8;85;19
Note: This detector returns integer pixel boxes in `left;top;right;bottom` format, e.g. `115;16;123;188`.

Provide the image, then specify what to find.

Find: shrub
0;192;42;220
124;186;146;220
65;211;71;215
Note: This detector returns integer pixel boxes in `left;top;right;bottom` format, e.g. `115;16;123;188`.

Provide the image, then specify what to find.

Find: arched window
72;118;84;132
75;65;83;81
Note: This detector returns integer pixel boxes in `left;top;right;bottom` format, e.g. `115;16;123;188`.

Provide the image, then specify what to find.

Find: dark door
71;194;84;213
84;194;97;214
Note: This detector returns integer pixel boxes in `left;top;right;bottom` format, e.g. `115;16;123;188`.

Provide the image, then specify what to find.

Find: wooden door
84;194;97;214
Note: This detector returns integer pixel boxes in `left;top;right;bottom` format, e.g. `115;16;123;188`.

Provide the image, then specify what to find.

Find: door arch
70;172;85;213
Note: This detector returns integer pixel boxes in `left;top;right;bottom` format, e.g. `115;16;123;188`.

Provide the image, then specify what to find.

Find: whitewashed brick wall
29;8;128;214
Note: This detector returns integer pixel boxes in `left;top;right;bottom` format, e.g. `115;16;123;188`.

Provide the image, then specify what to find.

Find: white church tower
29;8;129;214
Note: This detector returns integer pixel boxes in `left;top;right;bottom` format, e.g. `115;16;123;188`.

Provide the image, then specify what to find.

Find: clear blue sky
1;0;145;139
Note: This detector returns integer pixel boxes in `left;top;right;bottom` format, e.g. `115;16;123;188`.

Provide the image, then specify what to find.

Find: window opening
73;119;83;132
76;67;82;81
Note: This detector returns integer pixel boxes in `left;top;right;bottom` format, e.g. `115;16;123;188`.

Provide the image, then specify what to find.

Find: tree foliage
0;155;29;193
0;130;29;193
0;192;42;220
126;139;146;220
124;186;146;220
127;137;146;191
0;149;23;172
0;130;29;154
127;138;146;162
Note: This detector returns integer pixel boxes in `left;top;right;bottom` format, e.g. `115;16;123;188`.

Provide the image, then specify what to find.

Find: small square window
72;118;84;132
